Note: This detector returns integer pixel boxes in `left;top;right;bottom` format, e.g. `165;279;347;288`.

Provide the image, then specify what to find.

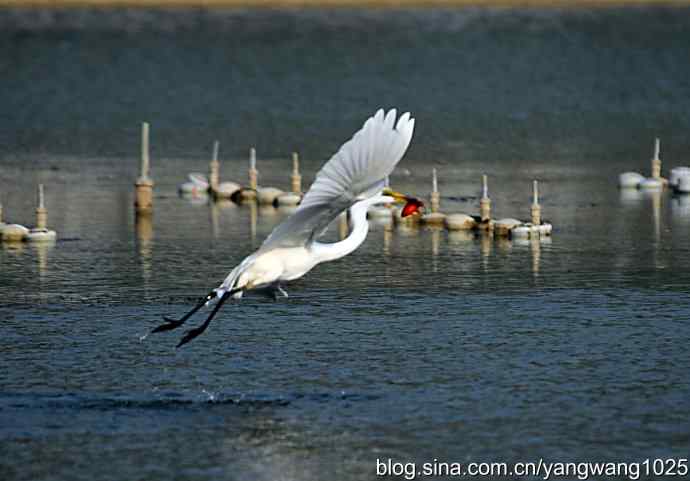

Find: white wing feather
259;108;415;251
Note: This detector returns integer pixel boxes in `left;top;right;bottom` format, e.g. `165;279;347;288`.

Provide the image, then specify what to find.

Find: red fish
401;198;424;217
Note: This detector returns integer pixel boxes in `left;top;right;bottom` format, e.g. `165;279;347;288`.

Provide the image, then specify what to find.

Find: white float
638;177;663;190
494;218;521;237
676;175;690;194
421;212;446;226
26;184;58;242
179;172;209;196
445;213;477;231
276;192;301;206
214;181;241;199
618;172;645;188
1;224;29;242
511;225;531;238
256;187;285;206
669;167;690;187
25;228;57;242
538;223;553;236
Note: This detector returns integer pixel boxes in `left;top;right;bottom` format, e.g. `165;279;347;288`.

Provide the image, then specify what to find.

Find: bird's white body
242;248;311;286
231;195;383;294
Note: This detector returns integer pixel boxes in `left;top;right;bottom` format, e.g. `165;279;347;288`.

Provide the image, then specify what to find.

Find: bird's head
382;188;425;218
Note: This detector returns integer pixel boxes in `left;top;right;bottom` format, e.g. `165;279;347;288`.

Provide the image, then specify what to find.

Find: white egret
152;108;422;347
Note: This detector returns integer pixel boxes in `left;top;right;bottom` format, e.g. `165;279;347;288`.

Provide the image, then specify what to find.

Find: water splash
201;389;217;402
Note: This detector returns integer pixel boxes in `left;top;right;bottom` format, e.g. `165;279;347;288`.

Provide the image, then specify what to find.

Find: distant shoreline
1;0;689;9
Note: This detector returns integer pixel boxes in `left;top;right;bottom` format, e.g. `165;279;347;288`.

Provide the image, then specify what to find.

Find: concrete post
291;152;302;194
531;180;541;226
36;184;47;229
480;174;491;222
249;147;258;190
209;140;220;191
651;137;661;180
135;122;154;215
430;168;440;214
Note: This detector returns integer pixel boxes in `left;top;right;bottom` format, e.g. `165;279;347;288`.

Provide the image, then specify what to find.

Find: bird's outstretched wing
259;108;415;251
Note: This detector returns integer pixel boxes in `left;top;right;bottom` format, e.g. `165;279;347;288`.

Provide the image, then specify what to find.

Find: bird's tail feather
216;253;256;300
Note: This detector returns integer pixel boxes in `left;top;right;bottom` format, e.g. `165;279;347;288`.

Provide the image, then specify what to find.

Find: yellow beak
382;187;425;217
382;187;413;204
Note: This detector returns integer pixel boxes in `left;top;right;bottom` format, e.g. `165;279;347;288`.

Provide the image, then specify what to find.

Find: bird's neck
311;196;382;264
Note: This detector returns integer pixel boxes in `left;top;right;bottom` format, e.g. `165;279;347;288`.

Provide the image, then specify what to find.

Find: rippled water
1;6;690;481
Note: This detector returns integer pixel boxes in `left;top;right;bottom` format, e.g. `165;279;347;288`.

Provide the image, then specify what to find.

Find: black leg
151;291;216;334
176;290;232;348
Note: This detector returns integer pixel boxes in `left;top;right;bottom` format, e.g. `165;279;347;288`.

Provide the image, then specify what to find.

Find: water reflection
671;194;690;221
1;240;25;254
396;222;420;238
209;200;237;241
31;240;53;281
429;227;441;273
495;236;513;254
511;236;551;279
447;230;474;248
258;205;279;219
210;201;220;239
531;236;541;278
619;187;644;204
383;227;392;256
430;227;441;257
636;189;666;270
180;192;209;206
649;189;662;244
480;233;492;273
618;187;676;270
28;241;53;303
135;214;154;293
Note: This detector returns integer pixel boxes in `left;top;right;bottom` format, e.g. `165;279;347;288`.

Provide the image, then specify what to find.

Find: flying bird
152;108;421;347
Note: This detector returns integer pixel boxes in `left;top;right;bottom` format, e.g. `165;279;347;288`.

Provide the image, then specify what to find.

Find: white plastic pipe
654;138;660;160
292;152;299;174
213;140;220;163
38;183;45;209
141;122;150;178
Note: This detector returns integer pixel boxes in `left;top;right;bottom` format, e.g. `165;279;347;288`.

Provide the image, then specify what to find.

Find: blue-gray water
1;6;690;481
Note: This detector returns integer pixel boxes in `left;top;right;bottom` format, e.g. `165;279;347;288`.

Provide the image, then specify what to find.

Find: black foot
175;290;232;348
150;292;217;335
177;326;207;348
151;318;185;333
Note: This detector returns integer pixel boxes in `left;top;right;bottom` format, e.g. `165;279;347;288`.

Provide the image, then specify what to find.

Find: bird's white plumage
260;108;414;251
299;109;412;209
